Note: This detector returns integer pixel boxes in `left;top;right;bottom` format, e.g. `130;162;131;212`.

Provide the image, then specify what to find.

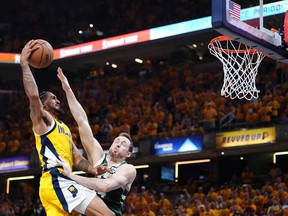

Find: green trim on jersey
96;154;129;216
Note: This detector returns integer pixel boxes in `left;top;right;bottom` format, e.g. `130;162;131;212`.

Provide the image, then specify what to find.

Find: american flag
228;0;241;20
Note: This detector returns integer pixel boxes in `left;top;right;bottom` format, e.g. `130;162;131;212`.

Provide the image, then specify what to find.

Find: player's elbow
28;95;43;110
29;94;40;104
100;183;114;193
102;178;126;193
101;188;110;193
72;152;84;168
76;118;88;128
97;180;118;193
72;157;81;169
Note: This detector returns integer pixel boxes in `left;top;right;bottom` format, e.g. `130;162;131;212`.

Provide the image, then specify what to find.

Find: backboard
212;0;288;62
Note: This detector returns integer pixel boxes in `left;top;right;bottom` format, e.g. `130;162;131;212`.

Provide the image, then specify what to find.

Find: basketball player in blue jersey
20;40;115;216
56;67;137;216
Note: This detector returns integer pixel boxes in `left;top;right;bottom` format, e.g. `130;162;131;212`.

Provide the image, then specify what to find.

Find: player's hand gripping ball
28;39;54;68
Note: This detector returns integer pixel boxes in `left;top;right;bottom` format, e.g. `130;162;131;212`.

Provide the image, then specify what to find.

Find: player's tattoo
76;159;89;172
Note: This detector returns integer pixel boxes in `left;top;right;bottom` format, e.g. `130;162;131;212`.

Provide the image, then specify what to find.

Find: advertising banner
216;127;276;148
152;136;203;155
0;156;30;172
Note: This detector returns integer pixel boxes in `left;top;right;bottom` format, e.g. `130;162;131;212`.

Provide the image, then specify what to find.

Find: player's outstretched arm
21;40;42;107
20;40;51;133
57;67;103;165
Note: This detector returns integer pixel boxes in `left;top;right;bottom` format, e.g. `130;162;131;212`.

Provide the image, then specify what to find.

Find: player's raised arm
57;67;103;165
21;40;41;106
20;40;52;134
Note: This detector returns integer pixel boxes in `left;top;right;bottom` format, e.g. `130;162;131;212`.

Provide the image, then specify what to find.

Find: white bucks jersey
96;154;129;216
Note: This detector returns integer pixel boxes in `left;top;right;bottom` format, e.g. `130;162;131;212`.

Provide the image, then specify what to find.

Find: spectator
245;108;259;125
0;140;6;154
244;202;256;216
202;102;218;132
268;96;281;121
267;198;282;216
134;193;148;215
100;118;113;143
158;192;171;213
207;186;218;202
241;165;254;185
192;186;205;202
268;163;283;183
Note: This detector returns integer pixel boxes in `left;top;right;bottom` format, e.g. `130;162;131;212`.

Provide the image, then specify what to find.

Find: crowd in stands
123;174;288;216
1;162;288;215
0;55;288;156
0;55;288;216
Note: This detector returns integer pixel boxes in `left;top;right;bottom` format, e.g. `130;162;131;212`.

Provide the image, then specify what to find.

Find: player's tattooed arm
71;142;109;176
72;142;94;174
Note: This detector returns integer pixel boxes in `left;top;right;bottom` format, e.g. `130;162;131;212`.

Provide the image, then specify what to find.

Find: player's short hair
39;91;50;103
119;132;134;152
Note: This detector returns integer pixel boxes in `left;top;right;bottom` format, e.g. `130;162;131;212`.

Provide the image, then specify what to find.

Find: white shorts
74;187;96;214
40;169;97;214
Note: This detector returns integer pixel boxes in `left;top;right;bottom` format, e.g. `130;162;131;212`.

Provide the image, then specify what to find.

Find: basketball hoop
208;36;265;100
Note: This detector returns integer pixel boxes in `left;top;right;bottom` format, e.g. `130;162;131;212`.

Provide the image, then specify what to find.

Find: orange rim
208;35;262;54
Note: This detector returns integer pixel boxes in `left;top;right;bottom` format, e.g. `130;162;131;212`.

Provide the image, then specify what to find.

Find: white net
208;36;265;100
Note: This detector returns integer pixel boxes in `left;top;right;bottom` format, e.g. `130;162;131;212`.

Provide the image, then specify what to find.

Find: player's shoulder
120;163;136;173
121;163;137;181
126;163;136;169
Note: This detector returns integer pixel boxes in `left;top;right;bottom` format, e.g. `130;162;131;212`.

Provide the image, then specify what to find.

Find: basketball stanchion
208;35;265;100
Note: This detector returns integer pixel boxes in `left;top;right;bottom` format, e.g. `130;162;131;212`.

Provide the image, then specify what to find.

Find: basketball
29;39;54;69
